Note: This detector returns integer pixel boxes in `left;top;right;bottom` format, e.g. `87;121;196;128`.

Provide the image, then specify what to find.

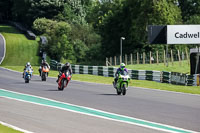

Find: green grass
2;66;200;95
0;24;40;66
0;124;23;133
125;60;190;74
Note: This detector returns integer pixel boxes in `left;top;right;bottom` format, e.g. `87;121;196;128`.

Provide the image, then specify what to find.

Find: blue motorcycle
24;67;33;83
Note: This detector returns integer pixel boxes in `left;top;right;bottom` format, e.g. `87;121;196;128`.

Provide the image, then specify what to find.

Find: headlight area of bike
119;77;130;81
26;71;31;74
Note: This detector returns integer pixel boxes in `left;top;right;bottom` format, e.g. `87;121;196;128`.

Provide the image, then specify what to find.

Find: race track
0;67;200;133
0;34;5;64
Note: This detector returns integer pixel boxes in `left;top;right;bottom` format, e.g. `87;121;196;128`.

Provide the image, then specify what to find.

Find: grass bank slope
0;24;40;66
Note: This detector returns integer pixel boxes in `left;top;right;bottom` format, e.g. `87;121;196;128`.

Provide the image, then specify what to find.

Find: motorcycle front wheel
122;84;126;95
25;78;29;83
41;72;46;81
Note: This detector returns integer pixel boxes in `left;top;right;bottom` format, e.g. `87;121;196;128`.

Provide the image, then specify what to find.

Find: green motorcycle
113;71;130;95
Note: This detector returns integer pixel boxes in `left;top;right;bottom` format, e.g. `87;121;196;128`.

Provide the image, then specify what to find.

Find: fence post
110;57;112;66
130;53;133;65
143;52;145;64
156;51;159;65
178;50;181;66
185;47;189;66
106;58;108;66
164;50;166;66
171;50;174;66
137;52;139;64
150;51;152;64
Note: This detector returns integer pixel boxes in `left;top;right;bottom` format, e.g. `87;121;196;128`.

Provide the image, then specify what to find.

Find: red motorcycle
58;71;71;91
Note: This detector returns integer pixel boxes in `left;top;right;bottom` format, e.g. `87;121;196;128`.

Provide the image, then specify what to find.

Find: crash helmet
65;62;70;68
120;63;125;71
26;62;30;66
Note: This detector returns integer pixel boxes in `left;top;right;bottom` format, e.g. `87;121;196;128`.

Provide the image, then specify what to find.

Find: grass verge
2;66;200;95
125;60;190;74
0;124;23;133
0;24;40;66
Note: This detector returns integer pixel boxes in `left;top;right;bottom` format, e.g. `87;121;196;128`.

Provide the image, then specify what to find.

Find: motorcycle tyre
122;84;126;95
41;72;46;81
116;88;122;95
58;79;65;91
25;78;29;83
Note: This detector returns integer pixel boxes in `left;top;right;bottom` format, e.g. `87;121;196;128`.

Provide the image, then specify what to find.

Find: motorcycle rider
113;63;128;88
56;62;72;82
23;62;33;78
38;59;50;76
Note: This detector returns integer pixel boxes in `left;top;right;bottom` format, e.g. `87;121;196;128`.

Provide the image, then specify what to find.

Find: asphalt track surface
0;67;200;133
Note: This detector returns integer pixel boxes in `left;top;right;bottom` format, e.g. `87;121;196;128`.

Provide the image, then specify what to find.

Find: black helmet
65;62;70;67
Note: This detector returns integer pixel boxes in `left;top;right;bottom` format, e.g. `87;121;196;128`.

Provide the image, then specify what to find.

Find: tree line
0;0;200;65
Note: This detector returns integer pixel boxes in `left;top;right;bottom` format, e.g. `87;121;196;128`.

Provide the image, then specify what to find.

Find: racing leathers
113;68;128;88
56;64;72;82
39;61;50;76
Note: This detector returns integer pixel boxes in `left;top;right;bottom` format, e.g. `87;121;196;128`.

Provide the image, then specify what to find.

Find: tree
33;18;73;61
0;0;12;21
178;0;200;22
11;0;66;26
98;0;182;57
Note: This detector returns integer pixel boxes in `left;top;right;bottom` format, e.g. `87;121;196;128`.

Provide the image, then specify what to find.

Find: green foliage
178;0;200;22
2;0;200;65
11;0;66;26
33;18;72;61
97;0;182;58
0;0;12;21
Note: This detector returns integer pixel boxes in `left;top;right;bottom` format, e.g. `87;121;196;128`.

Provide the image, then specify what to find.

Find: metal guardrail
50;60;197;86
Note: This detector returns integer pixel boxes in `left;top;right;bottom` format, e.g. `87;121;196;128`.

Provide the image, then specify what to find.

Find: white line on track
0;121;34;133
0;88;198;133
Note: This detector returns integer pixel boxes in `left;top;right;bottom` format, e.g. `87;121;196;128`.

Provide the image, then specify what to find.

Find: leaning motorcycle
41;66;49;81
24;66;33;83
113;71;130;95
58;71;71;91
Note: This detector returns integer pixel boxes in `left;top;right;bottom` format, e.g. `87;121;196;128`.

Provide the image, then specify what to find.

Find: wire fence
106;49;190;66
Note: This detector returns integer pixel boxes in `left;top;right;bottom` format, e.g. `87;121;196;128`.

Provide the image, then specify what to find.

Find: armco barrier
50;60;197;86
71;64;160;82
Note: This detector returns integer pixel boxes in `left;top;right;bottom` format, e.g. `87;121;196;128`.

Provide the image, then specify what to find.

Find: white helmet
27;62;30;66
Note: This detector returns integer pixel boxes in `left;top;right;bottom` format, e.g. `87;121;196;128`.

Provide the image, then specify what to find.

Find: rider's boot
113;81;117;88
56;75;60;83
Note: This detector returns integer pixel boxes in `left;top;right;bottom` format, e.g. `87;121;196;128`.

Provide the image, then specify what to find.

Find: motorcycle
113;71;130;95
58;71;71;91
24;66;33;83
41;66;49;81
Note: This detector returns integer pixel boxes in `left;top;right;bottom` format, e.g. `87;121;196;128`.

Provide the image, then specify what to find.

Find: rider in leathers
38;59;50;76
56;62;72;82
113;63;128;88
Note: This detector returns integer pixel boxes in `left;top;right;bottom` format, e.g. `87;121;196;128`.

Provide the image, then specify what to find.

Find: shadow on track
98;94;118;96
45;89;60;91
